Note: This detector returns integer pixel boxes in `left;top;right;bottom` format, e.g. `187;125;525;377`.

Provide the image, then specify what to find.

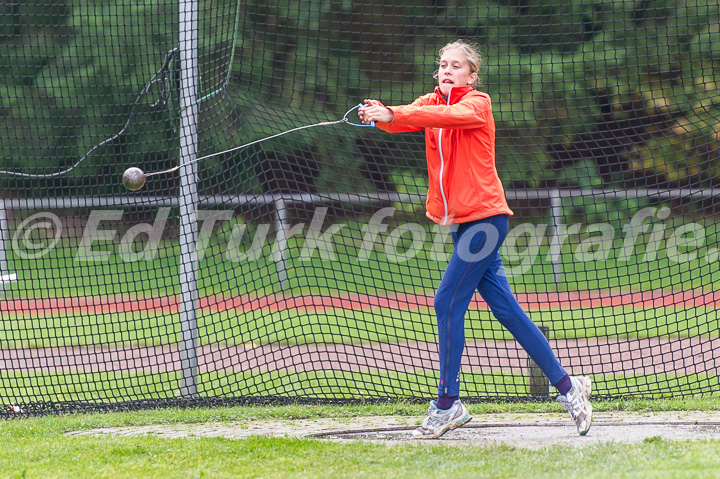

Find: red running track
0;289;718;315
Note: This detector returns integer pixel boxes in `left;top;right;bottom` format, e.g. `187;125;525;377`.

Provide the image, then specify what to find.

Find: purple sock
435;395;459;410
554;375;572;396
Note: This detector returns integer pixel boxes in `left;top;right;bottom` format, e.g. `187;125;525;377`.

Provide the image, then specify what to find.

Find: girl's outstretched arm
390;94;492;130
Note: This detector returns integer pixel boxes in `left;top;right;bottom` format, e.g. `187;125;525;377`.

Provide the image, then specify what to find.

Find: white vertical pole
548;189;563;285
178;0;199;398
0;199;8;295
273;198;289;291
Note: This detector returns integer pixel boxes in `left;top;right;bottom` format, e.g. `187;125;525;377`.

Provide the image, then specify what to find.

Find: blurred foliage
1;0;719;199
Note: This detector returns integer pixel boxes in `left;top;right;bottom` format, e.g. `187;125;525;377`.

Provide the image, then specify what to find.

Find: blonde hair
434;39;483;88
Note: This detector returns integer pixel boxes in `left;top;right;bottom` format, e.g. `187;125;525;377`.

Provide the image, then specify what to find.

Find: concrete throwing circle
66;411;720;449
315;422;720;449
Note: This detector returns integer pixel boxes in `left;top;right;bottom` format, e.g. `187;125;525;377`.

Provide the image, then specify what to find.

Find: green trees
1;0;719;195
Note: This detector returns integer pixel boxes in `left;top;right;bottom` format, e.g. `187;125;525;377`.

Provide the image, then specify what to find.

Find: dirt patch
66;411;720;449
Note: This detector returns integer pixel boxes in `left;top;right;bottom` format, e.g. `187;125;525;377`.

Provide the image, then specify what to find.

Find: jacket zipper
440;88;452;396
437;87;450;225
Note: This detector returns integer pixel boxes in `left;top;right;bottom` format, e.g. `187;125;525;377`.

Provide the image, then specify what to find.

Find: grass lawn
2;305;717;348
1;399;720;478
7;219;720;298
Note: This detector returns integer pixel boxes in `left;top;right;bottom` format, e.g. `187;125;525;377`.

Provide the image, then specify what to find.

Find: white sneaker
557;376;593;435
412;399;472;439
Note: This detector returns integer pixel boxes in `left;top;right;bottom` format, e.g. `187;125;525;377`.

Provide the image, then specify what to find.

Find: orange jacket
375;85;513;225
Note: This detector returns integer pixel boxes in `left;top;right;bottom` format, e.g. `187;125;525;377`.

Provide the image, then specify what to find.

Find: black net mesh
1;0;720;414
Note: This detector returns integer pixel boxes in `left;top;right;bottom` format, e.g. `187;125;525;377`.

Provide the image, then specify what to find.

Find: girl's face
437;48;477;96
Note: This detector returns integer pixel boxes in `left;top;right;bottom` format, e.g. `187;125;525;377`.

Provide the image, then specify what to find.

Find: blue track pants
435;214;567;397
